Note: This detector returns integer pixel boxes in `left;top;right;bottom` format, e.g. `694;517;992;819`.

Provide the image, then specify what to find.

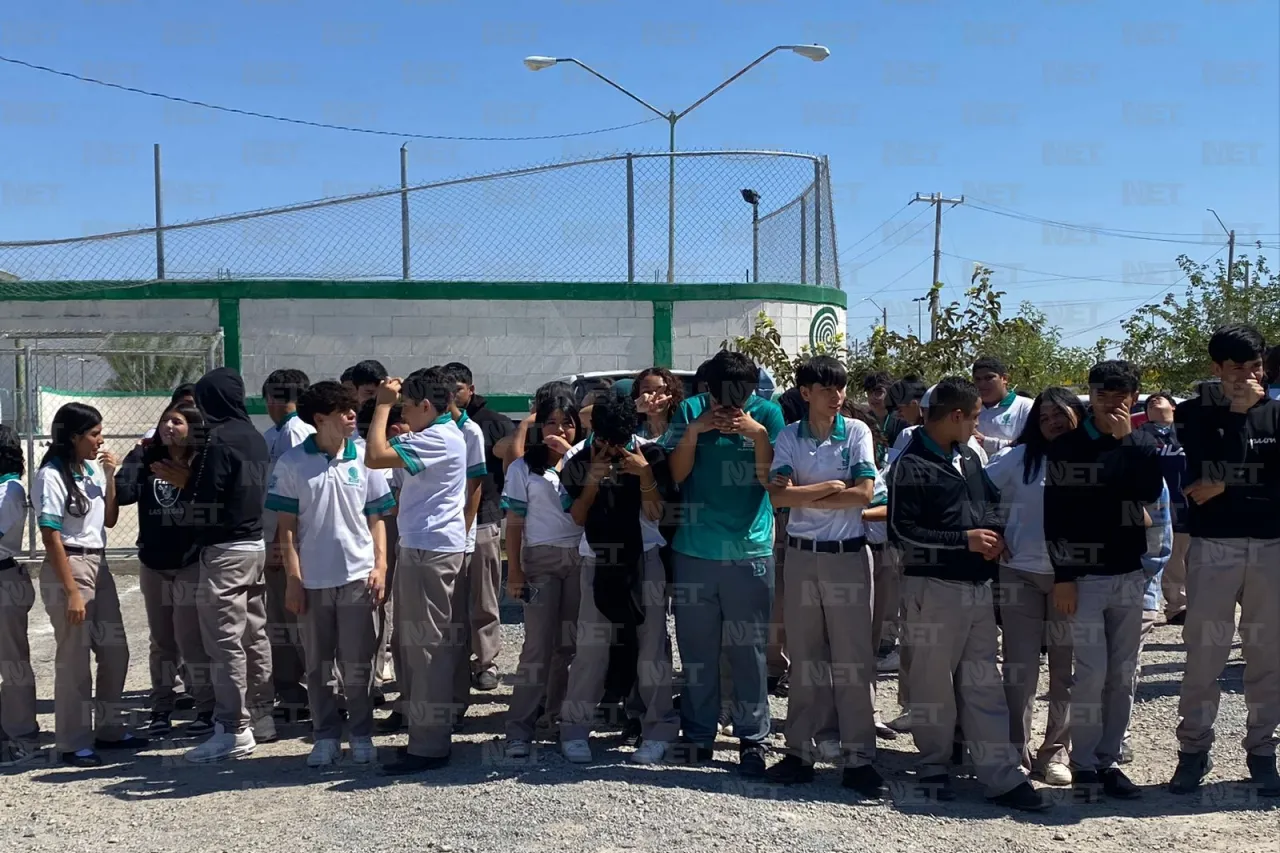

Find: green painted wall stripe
218;297;241;372
0;280;847;309
652;301;673;368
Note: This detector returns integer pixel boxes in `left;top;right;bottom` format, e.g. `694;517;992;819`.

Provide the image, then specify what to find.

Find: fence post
154;143;165;281
824;155;840;290
23;345;35;559
207;329;224;372
626;154;636;284
799;191;808;285
812;159;823;287
400;144;410;281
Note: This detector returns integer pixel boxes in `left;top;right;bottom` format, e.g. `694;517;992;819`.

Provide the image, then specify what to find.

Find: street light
741;189;761;283
911;295;929;336
523;44;830;283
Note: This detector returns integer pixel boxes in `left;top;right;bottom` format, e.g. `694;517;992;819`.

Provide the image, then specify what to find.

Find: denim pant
672;552;774;748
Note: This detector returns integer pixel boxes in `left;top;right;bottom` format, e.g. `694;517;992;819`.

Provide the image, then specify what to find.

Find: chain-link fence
0;331;224;559
0;150;840;288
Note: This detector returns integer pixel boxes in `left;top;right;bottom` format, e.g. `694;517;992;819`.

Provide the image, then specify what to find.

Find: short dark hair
297;380;358;426
972;356;1008;377
693;357;715;394
1145;391;1176;412
778;387;806;425
795;355;848;390
262;369;310;404
357;397;403;439
886;375;927;410
590;391;638;445
862;371;892;394
170;383;196;404
1088;360;1141;394
443;362;473;386
340;366;356;384
925;376;980;422
1208;323;1265;365
402;367;453;412
705;350;758;408
349;359;388;388
533;380;573;412
0;423;23;478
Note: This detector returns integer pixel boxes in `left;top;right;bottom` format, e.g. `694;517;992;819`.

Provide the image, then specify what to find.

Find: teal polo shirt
663;392;785;562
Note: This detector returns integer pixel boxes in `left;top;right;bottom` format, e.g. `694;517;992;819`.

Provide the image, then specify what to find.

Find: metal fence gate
0;330;224;560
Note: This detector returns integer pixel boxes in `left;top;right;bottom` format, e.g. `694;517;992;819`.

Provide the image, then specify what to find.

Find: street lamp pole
524;45;830;283
741;189;761;283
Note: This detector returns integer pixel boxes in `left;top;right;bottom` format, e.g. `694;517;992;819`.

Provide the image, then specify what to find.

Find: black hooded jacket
181;368;271;547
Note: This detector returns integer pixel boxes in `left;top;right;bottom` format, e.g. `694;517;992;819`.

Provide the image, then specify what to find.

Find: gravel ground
2;565;1276;853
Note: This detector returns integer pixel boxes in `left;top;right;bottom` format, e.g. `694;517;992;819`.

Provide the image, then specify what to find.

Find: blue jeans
672;552;774;748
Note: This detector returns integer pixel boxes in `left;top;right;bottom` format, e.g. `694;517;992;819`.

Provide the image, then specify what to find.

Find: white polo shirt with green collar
265;436;396;589
770;415;877;542
389;414;468;554
0;473;28;559
977;389;1034;455
34;461;107;549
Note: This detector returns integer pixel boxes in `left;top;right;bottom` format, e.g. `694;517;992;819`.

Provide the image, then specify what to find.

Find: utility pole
1207;208;1234;294
910;192;964;340
1243;259;1251;289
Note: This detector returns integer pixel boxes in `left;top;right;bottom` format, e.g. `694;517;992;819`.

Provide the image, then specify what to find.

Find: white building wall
671;300;846;372
0;299;219;334
239;299;654;395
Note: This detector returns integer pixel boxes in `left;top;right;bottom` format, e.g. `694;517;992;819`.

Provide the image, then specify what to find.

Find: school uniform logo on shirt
840;447;851;468
345;466;361;486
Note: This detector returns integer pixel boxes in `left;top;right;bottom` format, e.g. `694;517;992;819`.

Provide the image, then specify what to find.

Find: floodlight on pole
784;44;831;61
523;56;559;71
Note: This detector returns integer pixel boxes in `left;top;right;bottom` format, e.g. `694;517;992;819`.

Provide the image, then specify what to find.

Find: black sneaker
61;750;103;767
842;765;887;799
951;741;966;768
473;670;499;691
1246;753;1280;797
1100;767;1141;799
377;711;407;734
0;740;33;767
146;712;172;736
1166;610;1187;626
1169;751;1213;794
874;720;899;741
173;694;196;712
916;773;956;801
1072;768;1103;804
990;780;1052;812
669;739;713;765
187;712;215;737
621;718;643;748
95;733;149;751
766;754;814;785
767;675;789;698
382;751;450;776
738;742;768;778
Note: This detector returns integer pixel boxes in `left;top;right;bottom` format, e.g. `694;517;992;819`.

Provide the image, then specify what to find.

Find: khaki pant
139;563;214;715
505;544;581;741
303;580;378;741
198;546;273;731
871;544;902;653
996;565;1071;771
1177;538;1280;756
451;549;474;710
561;548;677;743
767;510;789;680
265;550;308;706
1162;532;1190;618
41;555;129;753
396;547;466;759
374;515;399;689
1068;571;1145;771
902;575;1026;797
784;545;877;767
0;564;38;739
1122;607;1159;751
469;523;502;675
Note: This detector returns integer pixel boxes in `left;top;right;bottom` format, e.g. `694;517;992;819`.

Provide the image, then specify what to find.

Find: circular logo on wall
809;307;839;349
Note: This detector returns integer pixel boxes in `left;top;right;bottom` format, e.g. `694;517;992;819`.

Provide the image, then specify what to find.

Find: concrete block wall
239;298;654;396
0;299;219;334
671;300;846;371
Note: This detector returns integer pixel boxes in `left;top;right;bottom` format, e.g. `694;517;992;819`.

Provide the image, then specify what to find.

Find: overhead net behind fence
0;150;840;289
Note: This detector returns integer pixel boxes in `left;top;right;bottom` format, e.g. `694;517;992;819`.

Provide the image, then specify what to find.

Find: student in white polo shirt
35;403;146;767
763;356;884;798
972;356;1033;456
268;381;395;767
364;368;468;775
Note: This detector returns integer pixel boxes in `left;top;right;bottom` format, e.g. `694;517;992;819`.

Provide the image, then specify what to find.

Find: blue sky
1;0;1277;347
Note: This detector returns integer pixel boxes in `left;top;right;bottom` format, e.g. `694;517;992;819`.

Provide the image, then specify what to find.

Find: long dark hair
1014;386;1087;484
632;367;684;415
525;394;581;476
842;400;888;467
40;402;103;519
144;402;204;466
0;424;23;479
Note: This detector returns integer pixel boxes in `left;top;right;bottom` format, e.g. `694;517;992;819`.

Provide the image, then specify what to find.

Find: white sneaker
560;739;592;764
349;737;376;765
307;738;342;768
185;723;255;764
817;741;844;764
1042;763;1073;786
377;656;395;684
875;650;900;673
630;740;667;765
505;739;532;759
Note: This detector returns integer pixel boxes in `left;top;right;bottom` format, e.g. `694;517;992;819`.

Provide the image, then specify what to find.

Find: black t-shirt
115;443;199;571
467;396;516;527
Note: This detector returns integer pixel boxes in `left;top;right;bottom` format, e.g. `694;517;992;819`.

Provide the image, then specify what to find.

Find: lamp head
787;44;831;62
741;188;761;205
523;56;559;71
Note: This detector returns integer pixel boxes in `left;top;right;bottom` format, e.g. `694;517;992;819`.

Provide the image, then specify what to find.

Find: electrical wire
0;53;663;141
845;216;934;268
836;202;912;258
966;199;1279;246
940;252;1187;288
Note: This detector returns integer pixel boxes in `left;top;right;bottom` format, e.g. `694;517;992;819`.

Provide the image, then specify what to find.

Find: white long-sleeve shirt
983;444;1052;575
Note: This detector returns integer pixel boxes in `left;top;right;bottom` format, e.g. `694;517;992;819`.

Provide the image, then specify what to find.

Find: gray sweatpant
198;545;273;731
902;575;1026;797
140;563;214;715
1177;537;1280;757
1067;570;1145;771
303;579;378;741
396;547;466;759
0;563;38;739
506;544;581;741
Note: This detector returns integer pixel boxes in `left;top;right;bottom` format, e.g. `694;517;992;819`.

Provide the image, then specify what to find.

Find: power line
837;202;912;258
859;254;933;302
841;208;930;264
846;217;934;269
965;199;1278;246
0;53;663;141
940;252;1186;288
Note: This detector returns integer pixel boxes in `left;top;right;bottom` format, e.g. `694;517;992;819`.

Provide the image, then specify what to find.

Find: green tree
104;334;209;392
722;312;848;389
1117;252;1276;393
